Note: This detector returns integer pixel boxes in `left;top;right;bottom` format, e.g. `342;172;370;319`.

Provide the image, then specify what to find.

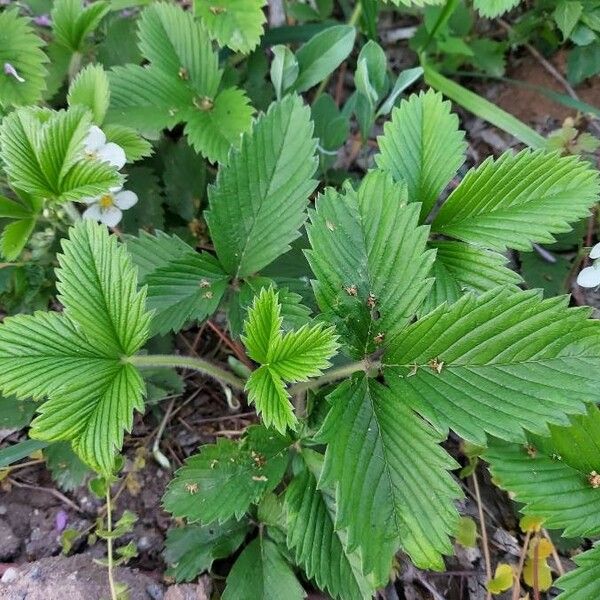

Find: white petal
80;196;100;205
109;185;123;193
577;266;600;288
84;126;106;152
96;142;127;169
82;203;103;222
589;242;600;260
99;206;123;228
114;190;138;210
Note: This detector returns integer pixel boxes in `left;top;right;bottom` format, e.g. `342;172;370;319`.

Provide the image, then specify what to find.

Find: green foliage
52;0;110;52
555;545;600;599
242;288;338;432
67;64;110;124
0;10;48;108
45;441;90;491
474;0;521;17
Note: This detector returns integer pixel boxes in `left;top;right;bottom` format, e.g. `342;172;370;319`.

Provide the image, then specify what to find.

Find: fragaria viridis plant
2;1;600;599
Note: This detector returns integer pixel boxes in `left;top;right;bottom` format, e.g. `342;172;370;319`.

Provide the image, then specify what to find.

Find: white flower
590;242;600;260
577;265;600;288
82;187;138;228
83;125;126;170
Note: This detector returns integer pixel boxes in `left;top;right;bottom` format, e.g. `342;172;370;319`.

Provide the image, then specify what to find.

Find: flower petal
82;203;102;222
80;196;100;205
589;242;600;260
113;190;138;210
84;126;106;152
577;266;600;288
99;206;123;228
96;142;126;169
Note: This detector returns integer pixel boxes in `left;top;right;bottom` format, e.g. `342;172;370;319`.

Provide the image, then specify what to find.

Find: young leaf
242;288;338;432
555;545;600;600
0;10;48;107
0;221;151;473
285;452;374;600
375;90;467;219
222;536;305;600
194;0;267;54
164;425;291;523
67;64;110;124
165;519;251;583
318;376;461;580
485;405;600;537
52;0;110;52
205;95;317;278
271;45;299;99
384;288;600;445
306;170;435;357
433;149;600;252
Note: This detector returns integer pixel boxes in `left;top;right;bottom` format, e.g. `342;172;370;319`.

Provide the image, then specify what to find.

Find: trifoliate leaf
285;452;374;600
164;425;291;523
0;221;151;473
433;149;600;252
242;288;338;432
306;170;435;358
485;404;600;537
195;0;267;54
52;0;110;52
164;519;251;583
474;0;521;18
222;536;305;600
0;106;122;203
67;64;110;124
385;288;600;444
555;545;600;600
146;251;229;335
376;90;467;219
205;95;317;278
0;10;48;107
318;376;461;580
183;87;254;163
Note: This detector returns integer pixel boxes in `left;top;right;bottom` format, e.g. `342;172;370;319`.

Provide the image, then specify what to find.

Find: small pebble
1;567;19;584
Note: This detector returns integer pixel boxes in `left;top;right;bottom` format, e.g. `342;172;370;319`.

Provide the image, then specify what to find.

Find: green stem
68;51;82;84
289;359;376;395
105;487;117;600
127;354;247;392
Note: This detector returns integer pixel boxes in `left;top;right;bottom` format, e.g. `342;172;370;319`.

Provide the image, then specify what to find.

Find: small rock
147;582;164;600
0;505;7;515
1;567;19;584
0;518;20;560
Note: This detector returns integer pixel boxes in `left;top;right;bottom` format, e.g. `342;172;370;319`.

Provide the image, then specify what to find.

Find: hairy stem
289;360;376;395
127;354;247;391
105;487;117;600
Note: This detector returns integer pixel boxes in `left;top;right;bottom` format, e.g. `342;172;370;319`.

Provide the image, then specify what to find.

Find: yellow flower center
98;194;114;209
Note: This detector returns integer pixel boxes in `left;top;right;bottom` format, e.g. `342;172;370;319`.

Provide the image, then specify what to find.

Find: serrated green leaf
164;425;291;523
68;64;110;124
384;288;600;444
138;2;220;97
242;288;338;432
285;453;374;600
52;0;110;52
555;545;600;600
318;376;461;580
0;10;48;107
146;251;229;335
195;0;267;54
0;106;122;203
554;1;583;40
45;441;90;491
473;0;521;17
183;87;254;164
375;90;467;219
485;404;600;537
306;170;435;357
102;124;153;162
433;149;600;252
205;95;317;278
223;536;305;600
165;519;251;583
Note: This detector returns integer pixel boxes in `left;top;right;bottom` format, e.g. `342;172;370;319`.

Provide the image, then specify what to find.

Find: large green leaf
285;452;374;600
319;376;461;580
223;536;305;600
485;405;600;537
205;95;317;278
164;425;291;523
0;10;48;107
555;545;600;600
375;90;467;219
0;221;151;473
306;170;435;358
433;150;600;251
242;288;338;432
195;0;267;54
384;288;600;444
